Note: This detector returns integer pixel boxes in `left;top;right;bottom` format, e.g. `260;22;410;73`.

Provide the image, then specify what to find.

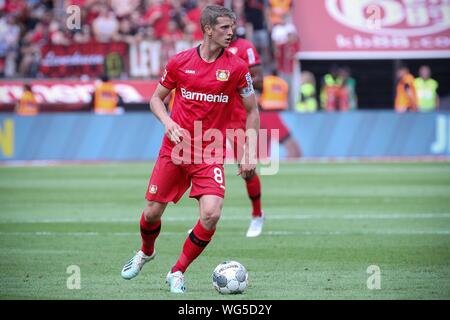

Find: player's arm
150;84;183;144
249;64;263;92
242;93;260;137
238;86;260;179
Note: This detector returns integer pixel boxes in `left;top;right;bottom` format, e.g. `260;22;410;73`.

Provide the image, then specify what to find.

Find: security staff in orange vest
395;65;418;113
258;69;302;158
260;69;289;111
93;75;120;115
16;84;39;116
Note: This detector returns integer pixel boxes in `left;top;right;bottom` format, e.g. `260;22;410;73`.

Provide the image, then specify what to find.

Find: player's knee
201;206;221;229
143;201;166;223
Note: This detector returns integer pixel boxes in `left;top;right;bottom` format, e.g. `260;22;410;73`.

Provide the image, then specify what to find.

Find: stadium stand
0;0;448;112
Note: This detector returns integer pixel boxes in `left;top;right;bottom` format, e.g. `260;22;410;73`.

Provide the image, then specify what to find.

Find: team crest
216;70;230;81
149;184;158;194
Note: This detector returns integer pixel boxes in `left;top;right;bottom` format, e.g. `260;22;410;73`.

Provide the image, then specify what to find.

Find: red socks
246;174;262;217
172;220;215;273
140;213;216;274
140;213;161;256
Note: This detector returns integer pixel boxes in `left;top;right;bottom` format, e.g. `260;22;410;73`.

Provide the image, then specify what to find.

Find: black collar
197;44;225;62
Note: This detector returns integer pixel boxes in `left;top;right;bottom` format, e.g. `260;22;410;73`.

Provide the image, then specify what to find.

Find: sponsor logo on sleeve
247;48;256;64
240;72;255;97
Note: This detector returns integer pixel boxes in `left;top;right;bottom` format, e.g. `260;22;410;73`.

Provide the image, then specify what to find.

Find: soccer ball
212;260;248;294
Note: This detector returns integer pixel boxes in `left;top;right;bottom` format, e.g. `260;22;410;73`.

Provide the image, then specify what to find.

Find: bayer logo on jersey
216;70;230;81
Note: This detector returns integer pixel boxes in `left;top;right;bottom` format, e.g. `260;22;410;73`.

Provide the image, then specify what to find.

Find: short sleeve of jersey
237;63;254;96
160;58;177;90
243;45;261;67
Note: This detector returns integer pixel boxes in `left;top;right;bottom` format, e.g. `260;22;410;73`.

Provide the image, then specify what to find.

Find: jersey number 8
213;167;223;184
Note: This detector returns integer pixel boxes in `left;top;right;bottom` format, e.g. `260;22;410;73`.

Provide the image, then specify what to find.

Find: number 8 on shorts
213;167;224;184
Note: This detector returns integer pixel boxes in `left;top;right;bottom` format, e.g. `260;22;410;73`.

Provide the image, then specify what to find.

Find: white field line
1;213;450;223
0;231;179;236
265;230;450;236
0;230;449;237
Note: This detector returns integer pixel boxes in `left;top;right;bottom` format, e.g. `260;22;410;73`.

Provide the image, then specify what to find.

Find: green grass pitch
0;161;449;300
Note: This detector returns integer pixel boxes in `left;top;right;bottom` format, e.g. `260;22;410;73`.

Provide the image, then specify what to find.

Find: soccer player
121;5;260;294
227;29;266;237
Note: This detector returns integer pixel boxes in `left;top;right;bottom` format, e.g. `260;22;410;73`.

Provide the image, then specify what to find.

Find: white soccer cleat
246;212;265;237
121;250;156;280
166;270;186;293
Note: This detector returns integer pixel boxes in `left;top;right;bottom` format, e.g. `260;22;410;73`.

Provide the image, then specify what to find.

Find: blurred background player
120;5;259;293
395;65;418;113
15;83;39;116
260;68;302;158
414;65;439;112
227;22;265;238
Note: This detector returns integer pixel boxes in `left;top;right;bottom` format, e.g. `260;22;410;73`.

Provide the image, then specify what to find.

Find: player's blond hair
200;5;236;33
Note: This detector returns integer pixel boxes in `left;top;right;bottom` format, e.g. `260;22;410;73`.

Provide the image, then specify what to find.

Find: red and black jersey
228;38;261;68
227;38;261;128
159;45;253;161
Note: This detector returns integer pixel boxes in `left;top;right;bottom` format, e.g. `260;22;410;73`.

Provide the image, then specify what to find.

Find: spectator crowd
0;0;299;79
1;0;440;113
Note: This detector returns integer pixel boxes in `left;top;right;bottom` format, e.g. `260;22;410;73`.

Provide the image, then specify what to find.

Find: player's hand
164;119;184;144
237;163;256;179
237;143;257;179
